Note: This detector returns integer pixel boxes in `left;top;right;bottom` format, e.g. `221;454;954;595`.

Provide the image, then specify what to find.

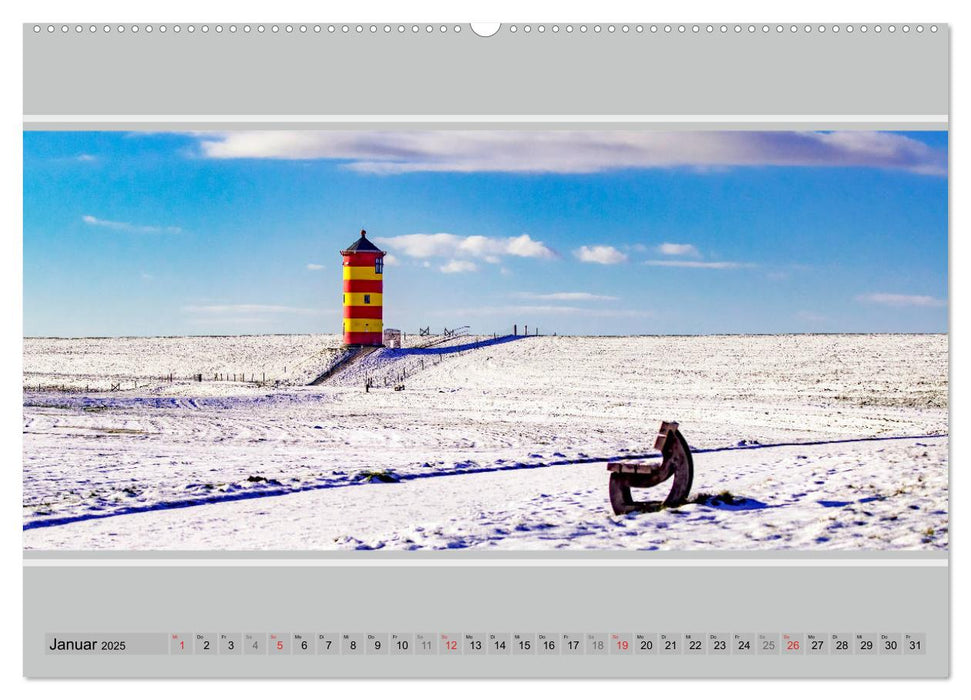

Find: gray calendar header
23;23;948;120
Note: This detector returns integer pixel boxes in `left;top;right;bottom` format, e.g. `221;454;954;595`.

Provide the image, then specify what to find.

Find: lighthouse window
375;258;384;274
364;294;371;304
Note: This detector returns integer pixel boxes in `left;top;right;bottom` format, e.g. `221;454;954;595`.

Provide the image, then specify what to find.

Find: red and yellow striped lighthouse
341;229;386;346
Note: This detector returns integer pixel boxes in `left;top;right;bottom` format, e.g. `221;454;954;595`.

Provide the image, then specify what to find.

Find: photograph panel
22;129;948;551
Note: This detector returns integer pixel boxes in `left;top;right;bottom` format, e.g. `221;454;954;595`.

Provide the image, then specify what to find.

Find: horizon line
22;331;949;341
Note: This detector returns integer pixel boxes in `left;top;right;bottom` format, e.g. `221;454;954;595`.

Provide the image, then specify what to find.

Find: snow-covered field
22;334;948;551
23;334;345;390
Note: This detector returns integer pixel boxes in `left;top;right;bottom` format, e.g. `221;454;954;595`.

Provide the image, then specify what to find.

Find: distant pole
525;325;528;336
514;324;517;336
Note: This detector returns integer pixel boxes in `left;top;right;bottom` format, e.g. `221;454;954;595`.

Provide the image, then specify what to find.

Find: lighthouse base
343;332;384;346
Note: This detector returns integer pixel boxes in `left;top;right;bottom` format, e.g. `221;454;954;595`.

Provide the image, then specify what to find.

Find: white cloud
376;233;556;262
195;130;946;176
856;293;946;308
76;154;97;162
516;292;619;302
183;304;323;315
573;246;628;265
383;254;400;266
644;260;753;269
82;214;181;234
439;305;652;318
140;272;154;281
306;263;324;271
504;234;555;259
657;242;700;257
186;317;271;326
440;260;478;274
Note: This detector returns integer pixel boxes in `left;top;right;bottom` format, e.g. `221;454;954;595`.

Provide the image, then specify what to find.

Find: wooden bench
606;421;694;514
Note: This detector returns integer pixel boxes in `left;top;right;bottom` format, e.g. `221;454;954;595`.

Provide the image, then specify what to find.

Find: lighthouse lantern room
341;229;386;346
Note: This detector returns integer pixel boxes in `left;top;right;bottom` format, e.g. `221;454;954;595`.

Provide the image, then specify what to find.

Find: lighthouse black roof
342;229;384;254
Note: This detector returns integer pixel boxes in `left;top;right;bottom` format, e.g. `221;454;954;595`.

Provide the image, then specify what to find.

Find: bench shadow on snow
692;493;776;511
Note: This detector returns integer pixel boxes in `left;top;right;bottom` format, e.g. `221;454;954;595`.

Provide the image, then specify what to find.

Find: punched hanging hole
470;23;501;37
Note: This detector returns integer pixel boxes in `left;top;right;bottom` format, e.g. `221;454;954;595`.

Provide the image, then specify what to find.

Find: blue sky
23;130;948;337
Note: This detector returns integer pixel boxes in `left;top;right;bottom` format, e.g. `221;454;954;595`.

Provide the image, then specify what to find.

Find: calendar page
22;21;948;679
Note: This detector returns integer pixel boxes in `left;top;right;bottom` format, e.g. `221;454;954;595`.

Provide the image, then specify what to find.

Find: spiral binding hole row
32;24;939;35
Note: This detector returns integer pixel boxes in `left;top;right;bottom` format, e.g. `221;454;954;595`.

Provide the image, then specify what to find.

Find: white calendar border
22;557;948;567
23;114;950;123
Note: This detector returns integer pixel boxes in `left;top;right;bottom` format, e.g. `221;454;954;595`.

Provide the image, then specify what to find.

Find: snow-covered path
23;435;947;551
